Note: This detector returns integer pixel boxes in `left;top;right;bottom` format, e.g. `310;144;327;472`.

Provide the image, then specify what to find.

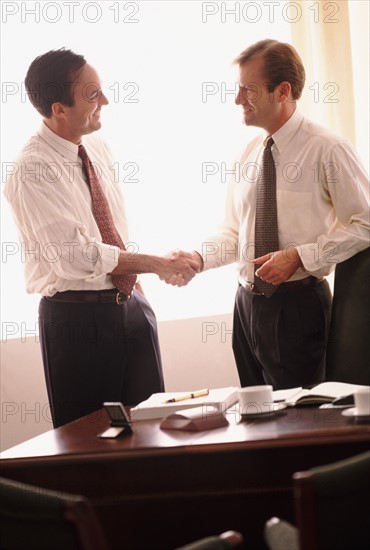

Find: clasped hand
159;250;203;287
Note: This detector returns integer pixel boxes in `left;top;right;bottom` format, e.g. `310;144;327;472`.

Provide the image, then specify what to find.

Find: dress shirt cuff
196;239;238;271
296;243;336;277
92;242;121;278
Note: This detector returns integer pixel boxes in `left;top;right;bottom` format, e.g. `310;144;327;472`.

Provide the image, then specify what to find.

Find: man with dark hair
25;49;87;117
4;48;199;427
171;39;369;390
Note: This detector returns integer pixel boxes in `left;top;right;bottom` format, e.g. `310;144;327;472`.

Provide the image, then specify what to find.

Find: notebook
130;386;239;420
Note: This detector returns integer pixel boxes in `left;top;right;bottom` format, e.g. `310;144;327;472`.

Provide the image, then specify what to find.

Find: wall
0;313;238;452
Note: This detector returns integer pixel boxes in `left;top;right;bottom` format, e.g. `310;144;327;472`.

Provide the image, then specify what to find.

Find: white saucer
341;407;370;418
241;402;287;419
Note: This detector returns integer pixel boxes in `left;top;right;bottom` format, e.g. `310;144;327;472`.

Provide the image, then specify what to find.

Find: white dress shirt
4;122;128;295
199;108;370;283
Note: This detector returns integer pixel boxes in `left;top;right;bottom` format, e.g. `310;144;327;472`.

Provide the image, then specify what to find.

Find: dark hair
234;39;305;100
25;48;87;118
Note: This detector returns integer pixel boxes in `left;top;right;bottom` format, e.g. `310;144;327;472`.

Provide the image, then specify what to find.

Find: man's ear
278;81;292;102
51;102;67;119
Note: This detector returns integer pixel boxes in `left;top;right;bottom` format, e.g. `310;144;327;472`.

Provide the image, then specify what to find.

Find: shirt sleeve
298;141;370;274
196;161;240;271
6;158;120;283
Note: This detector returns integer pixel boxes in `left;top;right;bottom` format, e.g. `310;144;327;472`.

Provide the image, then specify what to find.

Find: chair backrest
176;530;244;550
293;451;370;550
0;477;109;550
326;247;370;385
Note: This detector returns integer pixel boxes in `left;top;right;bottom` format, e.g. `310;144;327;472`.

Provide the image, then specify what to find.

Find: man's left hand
253;247;303;285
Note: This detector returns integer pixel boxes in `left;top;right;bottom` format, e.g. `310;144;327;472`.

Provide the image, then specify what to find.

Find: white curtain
291;0;356;145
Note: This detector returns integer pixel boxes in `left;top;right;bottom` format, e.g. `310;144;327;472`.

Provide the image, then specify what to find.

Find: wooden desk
1;406;369;549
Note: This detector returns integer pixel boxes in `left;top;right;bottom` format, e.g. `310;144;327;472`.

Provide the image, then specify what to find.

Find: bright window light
5;1;367;330
1;1;291;332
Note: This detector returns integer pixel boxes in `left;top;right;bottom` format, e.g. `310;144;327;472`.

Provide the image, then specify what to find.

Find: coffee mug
238;385;274;415
354;388;370;415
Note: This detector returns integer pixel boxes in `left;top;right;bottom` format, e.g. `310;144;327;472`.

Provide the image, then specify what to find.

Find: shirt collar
38;121;79;162
263;107;304;153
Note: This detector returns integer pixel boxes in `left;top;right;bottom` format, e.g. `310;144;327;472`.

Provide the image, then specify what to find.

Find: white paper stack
130;386;239;421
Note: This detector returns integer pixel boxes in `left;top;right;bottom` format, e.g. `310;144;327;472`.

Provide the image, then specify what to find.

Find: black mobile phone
98;402;133;438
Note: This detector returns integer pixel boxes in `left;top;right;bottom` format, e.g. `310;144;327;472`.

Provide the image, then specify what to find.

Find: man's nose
100;92;109;106
235;87;246;106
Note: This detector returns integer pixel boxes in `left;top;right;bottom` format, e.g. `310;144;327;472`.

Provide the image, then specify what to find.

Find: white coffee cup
238;385;274;415
354;388;370;415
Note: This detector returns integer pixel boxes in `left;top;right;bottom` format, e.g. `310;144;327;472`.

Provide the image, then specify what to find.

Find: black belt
44;289;130;305
244;276;324;296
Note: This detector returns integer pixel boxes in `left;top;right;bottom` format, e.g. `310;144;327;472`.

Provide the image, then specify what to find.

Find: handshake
158;249;203;287
112;248;203;286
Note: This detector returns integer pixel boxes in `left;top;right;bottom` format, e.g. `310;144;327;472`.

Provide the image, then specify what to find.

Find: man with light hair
171;39;369;390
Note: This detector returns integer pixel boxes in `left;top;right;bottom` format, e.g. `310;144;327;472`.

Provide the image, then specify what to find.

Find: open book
274;381;369;407
130;386;239;421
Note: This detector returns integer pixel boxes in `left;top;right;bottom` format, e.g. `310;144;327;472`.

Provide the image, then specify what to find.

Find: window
1;1;291;333
3;1;367;333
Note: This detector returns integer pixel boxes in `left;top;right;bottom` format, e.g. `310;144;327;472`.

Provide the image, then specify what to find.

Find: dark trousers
38;290;164;428
232;280;332;390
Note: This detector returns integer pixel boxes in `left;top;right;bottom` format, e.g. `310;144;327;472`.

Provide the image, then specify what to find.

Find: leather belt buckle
250;283;262;295
115;291;129;305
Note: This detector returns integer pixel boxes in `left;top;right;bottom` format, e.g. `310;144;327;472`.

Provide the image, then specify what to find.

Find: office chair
0;476;243;550
264;518;298;550
293;450;370;550
264;451;370;550
0;476;109;550
326;247;370;385
175;530;244;549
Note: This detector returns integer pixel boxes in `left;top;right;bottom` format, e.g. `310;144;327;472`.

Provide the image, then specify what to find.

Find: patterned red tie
254;137;279;297
78;144;137;295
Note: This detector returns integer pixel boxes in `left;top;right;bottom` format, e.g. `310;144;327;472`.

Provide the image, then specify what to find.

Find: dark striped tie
78;144;137;295
254;137;279;297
